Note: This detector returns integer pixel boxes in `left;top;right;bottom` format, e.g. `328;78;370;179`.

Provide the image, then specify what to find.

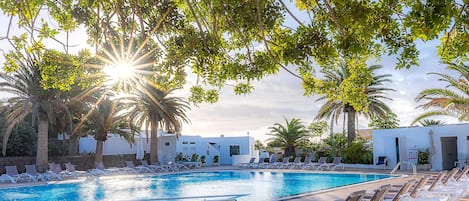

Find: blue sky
0;10;465;144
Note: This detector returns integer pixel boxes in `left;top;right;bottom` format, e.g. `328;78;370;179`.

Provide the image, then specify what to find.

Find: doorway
395;138;400;163
441;137;458;170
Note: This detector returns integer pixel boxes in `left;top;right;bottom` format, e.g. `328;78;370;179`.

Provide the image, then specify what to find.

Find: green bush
2;120;37;156
418;149;429;164
200;155;206;163
318;134;347;161
342;139;372;164
213;155;219;163
175;152;184;161
191;153;199;162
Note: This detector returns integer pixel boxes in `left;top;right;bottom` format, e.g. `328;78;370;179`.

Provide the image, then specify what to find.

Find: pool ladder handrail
390;161;416;175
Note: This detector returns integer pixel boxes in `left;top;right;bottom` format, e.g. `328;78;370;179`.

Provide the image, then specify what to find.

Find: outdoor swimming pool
0;171;391;200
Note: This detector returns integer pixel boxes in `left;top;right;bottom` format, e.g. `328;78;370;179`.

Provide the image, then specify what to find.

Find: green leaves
188;86;219;104
40;50;79;91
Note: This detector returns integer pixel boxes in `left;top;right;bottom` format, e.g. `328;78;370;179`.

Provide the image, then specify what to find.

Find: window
190;142;196;144
229;145;240;156
182;141;188;144
165;142;170;146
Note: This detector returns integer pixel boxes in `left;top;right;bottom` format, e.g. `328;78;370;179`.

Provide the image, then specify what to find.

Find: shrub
418;149;429;164
191;153;199;162
342;139;372;164
1;120;37;156
175;152;184;161
213;155;219;163
318;134;347;161
200;155;206;163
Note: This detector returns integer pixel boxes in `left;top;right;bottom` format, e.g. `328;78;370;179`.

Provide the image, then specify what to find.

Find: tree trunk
36;114;49;172
95;140;104;163
346;107;356;144
149;113;160;164
68;134;78;155
284;145;296;157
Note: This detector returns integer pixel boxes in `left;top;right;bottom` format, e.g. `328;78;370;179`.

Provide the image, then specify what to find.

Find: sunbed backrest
410;176;429;198
333;157;342;164
95;162;106;170
125;161;133;168
5;166;19;176
345;190;366;201
428;171;447;191
392;179;415;201
318;157;326;164
370;184;391;201
25;165;38;175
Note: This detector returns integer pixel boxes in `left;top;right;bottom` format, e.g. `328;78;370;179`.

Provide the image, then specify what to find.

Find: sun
103;61;135;83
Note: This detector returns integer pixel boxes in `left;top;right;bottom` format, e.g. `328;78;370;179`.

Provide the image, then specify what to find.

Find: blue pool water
0;171;391;201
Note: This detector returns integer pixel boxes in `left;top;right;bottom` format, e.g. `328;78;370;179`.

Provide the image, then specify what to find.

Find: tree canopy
1;1;469;109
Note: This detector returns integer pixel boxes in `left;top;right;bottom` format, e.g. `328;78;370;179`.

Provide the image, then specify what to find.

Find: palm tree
418;119;446;127
123;82;190;164
76;93;137;163
413;62;469;123
0;61;70;171
315;64;395;143
266;118;311;157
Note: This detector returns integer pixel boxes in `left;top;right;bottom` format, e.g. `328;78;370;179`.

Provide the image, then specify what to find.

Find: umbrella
136;139;145;160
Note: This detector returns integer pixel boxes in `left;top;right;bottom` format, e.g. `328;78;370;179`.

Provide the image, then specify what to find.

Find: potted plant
191;153;199;162
417;149;431;170
213;155;219;166
200;155;206;166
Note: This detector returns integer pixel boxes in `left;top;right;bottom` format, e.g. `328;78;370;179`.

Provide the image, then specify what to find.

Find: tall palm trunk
150;113;160;164
68;134;78;155
95;139;104;163
284;145;296;157
94;131;107;163
344;104;356;144
36;113;49;172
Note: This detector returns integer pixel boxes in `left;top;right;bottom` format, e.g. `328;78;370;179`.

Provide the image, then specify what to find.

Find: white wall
176;135;255;165
79;133;172;162
158;135;177;164
204;136;255;165
80;133;255;166
373;124;469;170
79;134;151;155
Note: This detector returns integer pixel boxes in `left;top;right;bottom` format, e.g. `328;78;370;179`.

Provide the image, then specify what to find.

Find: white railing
390;161;417;175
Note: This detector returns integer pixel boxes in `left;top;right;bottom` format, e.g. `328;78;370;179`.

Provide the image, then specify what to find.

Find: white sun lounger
318;157;344;170
64;162;87;178
25;164;48;181
289;157;306;169
239;157;256;168
46;163;64;180
125;161;152;173
140;160;167;172
0;165;34;183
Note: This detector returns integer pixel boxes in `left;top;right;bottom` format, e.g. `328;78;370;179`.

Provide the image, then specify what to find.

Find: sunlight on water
0;172;391;201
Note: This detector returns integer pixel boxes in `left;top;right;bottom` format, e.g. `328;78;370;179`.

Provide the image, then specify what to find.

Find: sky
180;39;463;142
0;7;466;144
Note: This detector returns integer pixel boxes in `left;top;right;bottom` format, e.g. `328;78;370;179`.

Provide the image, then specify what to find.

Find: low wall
0;154;148;174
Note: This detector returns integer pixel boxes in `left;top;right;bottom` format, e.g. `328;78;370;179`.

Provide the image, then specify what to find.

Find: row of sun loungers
345;166;469;201
239;156;345;170
0;160;199;183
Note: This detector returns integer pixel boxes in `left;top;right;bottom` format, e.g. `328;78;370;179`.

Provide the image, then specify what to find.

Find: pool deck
0;165;458;201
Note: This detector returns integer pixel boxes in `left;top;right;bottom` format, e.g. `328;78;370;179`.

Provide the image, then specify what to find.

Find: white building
79;132;177;164
79;133;256;165
177;135;256;165
372;123;469;170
